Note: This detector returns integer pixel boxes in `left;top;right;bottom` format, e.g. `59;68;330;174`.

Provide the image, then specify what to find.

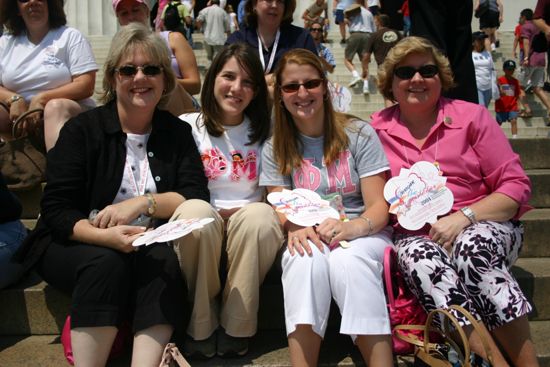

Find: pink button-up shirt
371;98;532;235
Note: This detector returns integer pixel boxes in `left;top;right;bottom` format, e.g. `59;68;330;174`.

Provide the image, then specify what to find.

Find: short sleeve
349;121;389;178
259;138;292;187
65;28;98;76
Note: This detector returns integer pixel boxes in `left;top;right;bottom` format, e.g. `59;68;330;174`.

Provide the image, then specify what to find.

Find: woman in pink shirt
371;37;538;367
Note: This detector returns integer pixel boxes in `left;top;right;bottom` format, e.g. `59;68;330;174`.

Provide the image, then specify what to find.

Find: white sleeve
65;28;98;76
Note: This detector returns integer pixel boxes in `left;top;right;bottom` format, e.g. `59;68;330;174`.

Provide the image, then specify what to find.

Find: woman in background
0;0;97;151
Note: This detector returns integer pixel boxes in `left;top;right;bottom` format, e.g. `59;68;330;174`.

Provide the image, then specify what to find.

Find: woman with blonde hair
260;48;393;367
372;36;538;367
15;23;208;367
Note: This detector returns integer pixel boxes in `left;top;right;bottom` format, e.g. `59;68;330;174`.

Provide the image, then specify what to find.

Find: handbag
0;107;46;191
412;305;493;367
159;343;191;367
61;315;131;365
159;83;199;116
383;246;428;354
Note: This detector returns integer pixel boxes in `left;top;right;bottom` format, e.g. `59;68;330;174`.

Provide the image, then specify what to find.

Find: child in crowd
496;60;530;138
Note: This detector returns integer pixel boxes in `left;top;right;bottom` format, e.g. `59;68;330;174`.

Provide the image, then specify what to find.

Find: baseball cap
112;0;150;12
472;31;488;40
503;60;517;70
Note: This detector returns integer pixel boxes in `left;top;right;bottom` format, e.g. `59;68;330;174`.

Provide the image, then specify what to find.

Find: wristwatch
6;94;23;107
460;206;477;225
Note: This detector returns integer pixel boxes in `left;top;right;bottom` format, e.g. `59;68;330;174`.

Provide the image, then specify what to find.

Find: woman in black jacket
16;23;209;367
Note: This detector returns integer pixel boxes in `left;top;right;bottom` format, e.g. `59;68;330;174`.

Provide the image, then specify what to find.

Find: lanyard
258;29;280;74
124;156;149;197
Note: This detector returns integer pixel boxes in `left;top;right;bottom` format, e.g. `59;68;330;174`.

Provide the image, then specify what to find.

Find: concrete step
528;169;550;208
1;321;550;367
2;256;550;336
511;139;550;169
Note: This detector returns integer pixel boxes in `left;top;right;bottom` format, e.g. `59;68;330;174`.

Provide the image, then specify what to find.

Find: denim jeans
0;220;26;288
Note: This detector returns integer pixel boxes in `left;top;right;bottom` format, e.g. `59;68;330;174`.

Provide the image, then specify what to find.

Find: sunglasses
310;28;323;32
280;79;324;93
394;65;439;79
17;0;42;3
115;65;163;77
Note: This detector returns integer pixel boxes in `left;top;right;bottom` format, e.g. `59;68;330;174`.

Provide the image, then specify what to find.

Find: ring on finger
332;230;337;237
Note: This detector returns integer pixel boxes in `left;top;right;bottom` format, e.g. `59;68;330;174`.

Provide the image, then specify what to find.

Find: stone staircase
1;30;550;366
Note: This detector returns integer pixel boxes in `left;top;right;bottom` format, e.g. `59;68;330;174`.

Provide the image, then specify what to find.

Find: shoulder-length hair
100;22;176;105
272;48;350;176
377;36;455;102
245;0;296;28
0;0;67;36
200;43;270;145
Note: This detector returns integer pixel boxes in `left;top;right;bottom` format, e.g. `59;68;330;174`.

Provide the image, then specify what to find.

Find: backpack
532;31;548;53
164;2;184;32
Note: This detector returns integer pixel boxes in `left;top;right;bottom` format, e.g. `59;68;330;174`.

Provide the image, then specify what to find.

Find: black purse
0;106;47;191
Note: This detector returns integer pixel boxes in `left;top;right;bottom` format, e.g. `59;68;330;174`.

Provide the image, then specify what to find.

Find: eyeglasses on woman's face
280;79;324;93
310;27;323;32
17;0;44;3
393;64;439;79
115;65;163;77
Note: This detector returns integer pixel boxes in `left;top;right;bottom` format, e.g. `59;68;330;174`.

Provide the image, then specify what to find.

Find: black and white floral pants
395;220;531;330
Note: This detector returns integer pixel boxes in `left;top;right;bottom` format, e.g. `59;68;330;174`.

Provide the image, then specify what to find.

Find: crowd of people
0;0;547;366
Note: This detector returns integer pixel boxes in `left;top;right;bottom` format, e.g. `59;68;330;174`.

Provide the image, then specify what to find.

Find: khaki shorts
344;32;371;61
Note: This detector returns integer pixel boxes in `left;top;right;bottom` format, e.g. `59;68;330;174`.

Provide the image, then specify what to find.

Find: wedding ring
292;236;298;241
332;230;337;237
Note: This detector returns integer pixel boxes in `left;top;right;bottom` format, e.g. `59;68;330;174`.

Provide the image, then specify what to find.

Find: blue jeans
0;220;26;288
477;88;492;108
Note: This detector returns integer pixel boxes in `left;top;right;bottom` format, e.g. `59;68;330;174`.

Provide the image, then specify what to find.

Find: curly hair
0;0;67;36
377;36;455;102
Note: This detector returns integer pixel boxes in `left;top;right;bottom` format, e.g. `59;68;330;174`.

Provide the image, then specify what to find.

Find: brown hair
0;0;67;36
244;0;296;28
100;23;176;105
199;43;270;145
377;36;455;102
272;48;351;176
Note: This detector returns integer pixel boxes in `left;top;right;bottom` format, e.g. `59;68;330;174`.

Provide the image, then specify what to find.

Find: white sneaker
362;80;370;95
348;75;362;88
512;134;518;139
491;43;496;51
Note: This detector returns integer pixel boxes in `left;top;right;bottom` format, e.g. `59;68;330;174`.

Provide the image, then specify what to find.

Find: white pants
282;227;392;340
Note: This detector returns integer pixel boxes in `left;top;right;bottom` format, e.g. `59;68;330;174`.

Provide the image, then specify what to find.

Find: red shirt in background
515;24;524;51
401;0;409;16
495;76;520;112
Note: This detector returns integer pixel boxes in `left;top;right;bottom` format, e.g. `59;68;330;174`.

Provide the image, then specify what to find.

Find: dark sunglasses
394;64;439;79
280;79;324;93
17;0;42;3
310;28;323;32
115;65;163;77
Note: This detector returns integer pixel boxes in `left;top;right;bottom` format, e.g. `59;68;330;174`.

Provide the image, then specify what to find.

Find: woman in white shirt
173;43;284;359
0;0;97;151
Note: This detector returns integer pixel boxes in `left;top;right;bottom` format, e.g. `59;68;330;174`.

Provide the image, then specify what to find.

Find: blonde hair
377;36;455;102
100;22;176;105
272;49;352;176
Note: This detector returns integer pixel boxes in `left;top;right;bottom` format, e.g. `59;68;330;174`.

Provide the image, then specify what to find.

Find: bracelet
145;193;157;217
460;206;477;225
356;215;373;236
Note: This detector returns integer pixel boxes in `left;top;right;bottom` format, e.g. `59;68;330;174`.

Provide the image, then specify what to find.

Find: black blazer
15;101;209;268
